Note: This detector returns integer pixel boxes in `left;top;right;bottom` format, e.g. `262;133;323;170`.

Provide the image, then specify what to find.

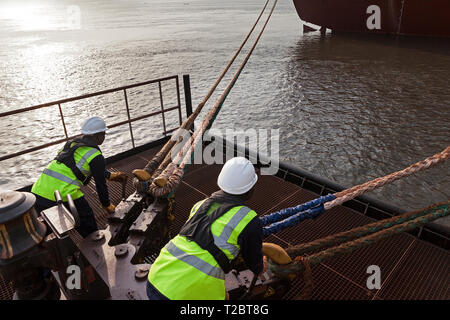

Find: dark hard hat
0;191;36;224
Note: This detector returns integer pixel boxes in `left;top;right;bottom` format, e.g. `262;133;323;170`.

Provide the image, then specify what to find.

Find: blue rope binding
261;194;337;238
260;194;336;226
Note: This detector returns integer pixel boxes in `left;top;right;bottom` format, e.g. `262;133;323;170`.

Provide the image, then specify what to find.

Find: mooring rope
262;146;450;237
260;194;336;226
295;256;314;300
268;201;450;279
262;196;336;237
148;0;279;197
139;0;271;179
324;146;450;210
285;199;450;258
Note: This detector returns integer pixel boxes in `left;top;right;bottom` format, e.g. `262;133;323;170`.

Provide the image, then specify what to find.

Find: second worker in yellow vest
31;116;127;238
147;157;266;300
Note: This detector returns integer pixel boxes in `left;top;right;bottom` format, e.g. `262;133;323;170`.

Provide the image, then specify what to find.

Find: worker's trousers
146;281;169;300
33;193;99;238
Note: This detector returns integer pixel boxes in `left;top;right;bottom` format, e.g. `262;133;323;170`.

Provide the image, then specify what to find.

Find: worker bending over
31;116;127;238
147;157;265;300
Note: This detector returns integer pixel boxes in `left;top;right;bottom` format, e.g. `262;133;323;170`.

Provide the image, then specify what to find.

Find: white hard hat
217;157;258;195
81;116;108;135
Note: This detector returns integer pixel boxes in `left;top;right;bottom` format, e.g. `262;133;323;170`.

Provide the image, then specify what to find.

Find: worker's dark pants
146;281;169;300
33;194;99;238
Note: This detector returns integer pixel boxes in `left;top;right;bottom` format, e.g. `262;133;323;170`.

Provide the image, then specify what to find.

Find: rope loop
294;256;314;300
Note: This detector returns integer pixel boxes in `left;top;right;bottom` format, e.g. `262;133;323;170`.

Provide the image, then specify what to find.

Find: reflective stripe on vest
148;202;257;300
32;146;101;202
190;200;204;215
43;146;98;186
165;241;224;280
43;168;83;188
76;148;99;176
211;206;251;258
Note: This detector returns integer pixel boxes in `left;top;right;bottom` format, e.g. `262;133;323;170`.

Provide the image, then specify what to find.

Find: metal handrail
0;76;183;162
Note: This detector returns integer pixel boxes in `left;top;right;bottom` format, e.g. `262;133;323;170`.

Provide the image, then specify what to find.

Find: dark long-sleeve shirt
89;154;111;207
237;216;264;275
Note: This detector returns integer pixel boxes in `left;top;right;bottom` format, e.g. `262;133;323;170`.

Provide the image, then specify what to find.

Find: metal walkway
86;146;450;300
1;145;448;300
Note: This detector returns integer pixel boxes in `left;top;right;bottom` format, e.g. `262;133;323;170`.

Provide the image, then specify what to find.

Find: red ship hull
293;0;450;37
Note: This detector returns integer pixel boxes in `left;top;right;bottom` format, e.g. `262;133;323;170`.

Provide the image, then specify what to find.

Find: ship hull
293;0;450;37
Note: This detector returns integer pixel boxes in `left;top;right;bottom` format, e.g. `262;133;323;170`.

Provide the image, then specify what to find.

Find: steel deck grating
0;274;14;301
375;240;450;300
98;153;448;300
2;147;449;300
283;264;372;300
170;181;206;235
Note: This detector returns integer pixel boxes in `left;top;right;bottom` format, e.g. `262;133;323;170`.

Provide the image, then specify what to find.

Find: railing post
183;75;193;118
158;81;167;136
183;74;193;132
175;76;182;126
58;103;69;139
123;89;135;149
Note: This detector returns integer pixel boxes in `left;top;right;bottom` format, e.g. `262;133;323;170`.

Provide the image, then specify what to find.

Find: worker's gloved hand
132;169;151;181
108;172;128;182
103;204;116;214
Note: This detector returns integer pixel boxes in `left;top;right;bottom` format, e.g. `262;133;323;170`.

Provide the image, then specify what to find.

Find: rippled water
0;0;449;226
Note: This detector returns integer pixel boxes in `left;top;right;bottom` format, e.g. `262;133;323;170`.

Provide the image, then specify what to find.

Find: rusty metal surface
2;146;449;300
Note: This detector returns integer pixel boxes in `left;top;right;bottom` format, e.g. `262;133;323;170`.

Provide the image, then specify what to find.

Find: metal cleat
107;192;149;246
127;197;171;264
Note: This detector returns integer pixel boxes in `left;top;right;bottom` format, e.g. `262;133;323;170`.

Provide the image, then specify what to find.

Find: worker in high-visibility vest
147;157;266;300
31;116;127;238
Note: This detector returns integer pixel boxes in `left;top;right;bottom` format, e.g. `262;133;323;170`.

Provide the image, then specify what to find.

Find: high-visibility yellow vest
148;199;257;300
31;143;101;202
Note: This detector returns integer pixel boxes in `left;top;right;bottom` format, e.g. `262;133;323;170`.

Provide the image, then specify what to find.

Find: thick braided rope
260;194;336;227
144;115;196;175
269;202;450;278
147;111;207;197
262;205;328;237
324;146;450;210
141;0;270;177
294;256;314;300
149;0;279;197
286;200;450;258
147;113;213;197
148;163;184;198
177;0;278;171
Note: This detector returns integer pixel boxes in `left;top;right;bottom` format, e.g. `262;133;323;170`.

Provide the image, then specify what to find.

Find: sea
0;0;449;226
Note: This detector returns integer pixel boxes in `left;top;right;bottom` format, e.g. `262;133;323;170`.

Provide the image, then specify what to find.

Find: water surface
0;0;448;226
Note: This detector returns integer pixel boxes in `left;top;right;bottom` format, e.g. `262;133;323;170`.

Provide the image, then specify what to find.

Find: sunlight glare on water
0;0;449;227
